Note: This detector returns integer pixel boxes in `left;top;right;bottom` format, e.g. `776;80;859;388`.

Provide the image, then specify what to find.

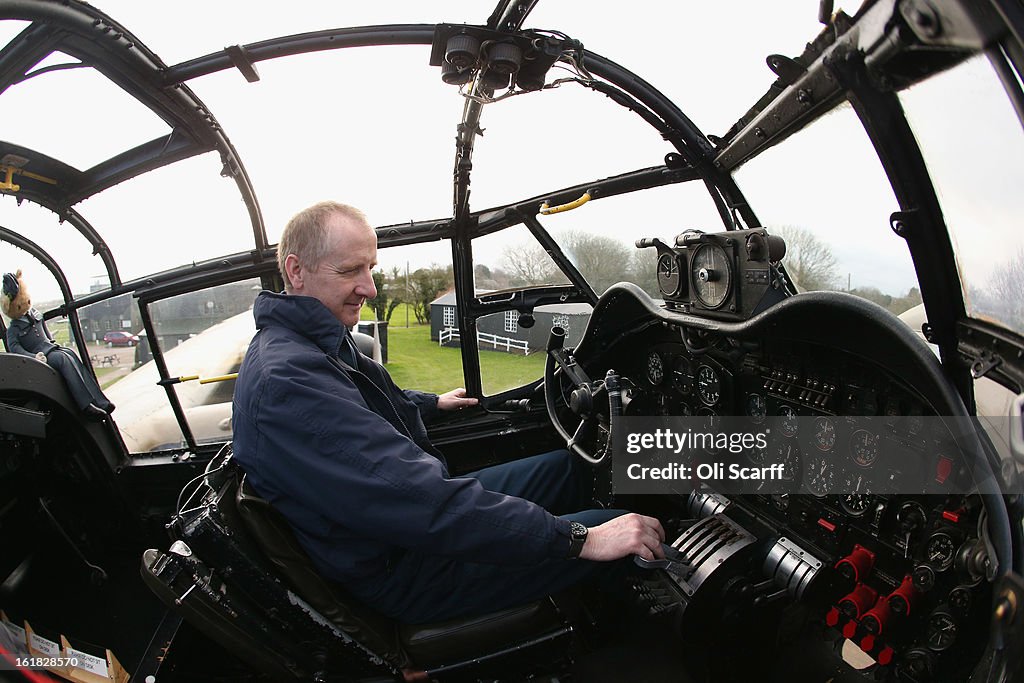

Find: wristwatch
567;521;588;559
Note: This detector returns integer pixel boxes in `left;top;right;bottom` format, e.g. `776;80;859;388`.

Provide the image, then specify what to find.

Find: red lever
835;544;877;582
838;583;878;620
861;597;893;635
887;575;920;617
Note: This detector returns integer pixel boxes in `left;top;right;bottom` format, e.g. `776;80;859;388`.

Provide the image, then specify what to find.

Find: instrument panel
607;322;991;679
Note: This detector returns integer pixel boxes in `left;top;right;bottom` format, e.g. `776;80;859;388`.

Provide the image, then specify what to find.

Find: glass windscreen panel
105;279;260;452
734;105;922;316
0;199;111;305
470;84;674;211
472;224;570;292
364;242;466;395
1;59;170;170
189;46;458;242
543;183;723;297
475;304;591;397
0;20;30;51
76;152;256;284
900;55;1024;336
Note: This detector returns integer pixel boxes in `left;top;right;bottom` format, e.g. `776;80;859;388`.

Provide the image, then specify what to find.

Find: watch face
570;521;588;539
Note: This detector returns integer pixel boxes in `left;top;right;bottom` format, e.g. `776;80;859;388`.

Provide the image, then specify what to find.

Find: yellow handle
199;373;238;385
539;192;591;215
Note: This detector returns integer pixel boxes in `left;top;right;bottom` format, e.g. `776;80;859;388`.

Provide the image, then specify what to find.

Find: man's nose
357;271;377;299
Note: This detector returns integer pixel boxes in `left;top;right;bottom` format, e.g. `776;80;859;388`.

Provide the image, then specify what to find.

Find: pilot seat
141;446;575;681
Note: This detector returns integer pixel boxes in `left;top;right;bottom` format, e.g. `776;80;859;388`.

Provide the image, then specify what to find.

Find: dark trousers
45;348;113;412
359;449;627;624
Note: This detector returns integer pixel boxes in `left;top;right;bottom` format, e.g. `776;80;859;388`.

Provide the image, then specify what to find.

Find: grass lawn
366;308;546;395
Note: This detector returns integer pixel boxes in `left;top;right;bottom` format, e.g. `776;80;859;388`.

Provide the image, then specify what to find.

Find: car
1;1;1023;682
102;331;139;347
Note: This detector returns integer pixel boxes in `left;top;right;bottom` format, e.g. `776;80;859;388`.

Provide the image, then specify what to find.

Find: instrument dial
657;253;682;296
814;416;836;451
696;365;721;406
850;429;878;467
690;243;732;309
925;609;958;651
840;471;872;516
746;393;767;423
926;532;957;571
804;454;835;497
778;404;798;437
673;358;695;396
647;352;664;386
771;440;800;481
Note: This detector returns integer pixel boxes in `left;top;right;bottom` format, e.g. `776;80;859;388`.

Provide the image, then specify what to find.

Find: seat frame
142;449;574;681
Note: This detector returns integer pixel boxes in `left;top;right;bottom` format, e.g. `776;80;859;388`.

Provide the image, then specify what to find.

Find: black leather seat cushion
236;477;408;667
236;476;566;670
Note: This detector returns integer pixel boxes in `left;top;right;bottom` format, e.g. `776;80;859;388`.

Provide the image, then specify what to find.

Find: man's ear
283;254;303;291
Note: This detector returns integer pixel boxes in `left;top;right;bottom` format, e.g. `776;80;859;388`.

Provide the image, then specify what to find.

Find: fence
439;327;530;355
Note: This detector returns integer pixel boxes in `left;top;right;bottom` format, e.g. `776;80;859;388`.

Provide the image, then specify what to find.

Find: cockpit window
2;60;170;171
74;153;256;284
0;198;108;302
469;85;672;211
186;46;458;240
900;55;1024;336
733;105;922;315
0;20;29;51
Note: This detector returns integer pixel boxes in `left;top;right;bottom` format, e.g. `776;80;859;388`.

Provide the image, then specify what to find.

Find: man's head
278;202;378;328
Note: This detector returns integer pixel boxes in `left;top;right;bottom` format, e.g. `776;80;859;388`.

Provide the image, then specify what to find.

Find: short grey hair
277;201;370;291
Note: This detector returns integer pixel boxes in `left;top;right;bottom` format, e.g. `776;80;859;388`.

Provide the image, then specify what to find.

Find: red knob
838;583;879;620
862;597;893;635
878;646;895;666
835;544;877;583
887;575;920;617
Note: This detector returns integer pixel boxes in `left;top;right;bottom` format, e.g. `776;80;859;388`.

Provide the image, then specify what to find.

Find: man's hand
35;351;47;364
578;514;665;562
437;388;479;411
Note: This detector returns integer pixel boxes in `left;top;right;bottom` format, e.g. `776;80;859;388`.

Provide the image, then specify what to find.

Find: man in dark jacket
232;201;664;624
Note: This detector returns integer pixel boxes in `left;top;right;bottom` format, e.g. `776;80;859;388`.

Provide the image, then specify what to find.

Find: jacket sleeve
246;354;571;566
403;389;439;420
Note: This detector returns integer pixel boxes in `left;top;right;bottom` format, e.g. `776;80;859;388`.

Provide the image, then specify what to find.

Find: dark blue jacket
231;292;571;585
7;308;59;356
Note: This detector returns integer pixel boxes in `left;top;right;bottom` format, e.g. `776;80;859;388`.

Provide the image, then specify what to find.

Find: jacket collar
253;290;348;357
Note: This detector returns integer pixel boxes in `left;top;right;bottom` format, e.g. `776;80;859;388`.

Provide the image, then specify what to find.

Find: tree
366;269;403;322
772;225;840;291
562;231;634;295
980;248;1024;330
408;265;454;324
502;244;559;286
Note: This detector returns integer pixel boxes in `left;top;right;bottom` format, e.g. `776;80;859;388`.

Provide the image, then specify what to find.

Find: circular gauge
657;253;682;296
814;416;836;451
804;454;835;497
771;440;800;481
747;393;767;423
647;352;664;386
850;429;878;467
925;609;958;651
926;532;957;571
673;358;695;396
690;243;732;309
840;471;873;517
696;365;721;406
778;404;798;437
949;586;972;614
748;443;769;466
